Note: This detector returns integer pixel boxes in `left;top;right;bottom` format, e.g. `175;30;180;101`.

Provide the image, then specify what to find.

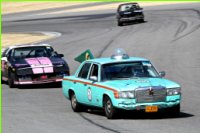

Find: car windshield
119;4;140;12
11;46;56;59
101;61;160;81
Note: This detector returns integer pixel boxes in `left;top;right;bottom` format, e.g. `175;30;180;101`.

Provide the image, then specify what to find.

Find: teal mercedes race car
62;49;181;119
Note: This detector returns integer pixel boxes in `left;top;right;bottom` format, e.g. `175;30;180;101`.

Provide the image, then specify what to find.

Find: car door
74;62;92;104
87;63;102;107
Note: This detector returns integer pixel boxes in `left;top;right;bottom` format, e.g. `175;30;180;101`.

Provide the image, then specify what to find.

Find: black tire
1;71;5;84
168;104;180;116
139;19;144;23
70;92;81;112
55;82;62;88
8;70;16;88
104;96;116;119
118;21;123;26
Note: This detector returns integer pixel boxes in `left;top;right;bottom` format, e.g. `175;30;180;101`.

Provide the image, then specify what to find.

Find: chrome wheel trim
106;100;112;114
71;95;77;109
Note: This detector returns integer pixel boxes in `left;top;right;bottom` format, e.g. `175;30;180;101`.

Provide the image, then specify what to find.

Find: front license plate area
129;17;135;20
41;75;47;79
145;106;158;112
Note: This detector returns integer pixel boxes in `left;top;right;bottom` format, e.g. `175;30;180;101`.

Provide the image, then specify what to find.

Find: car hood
101;78;180;91
13;57;65;68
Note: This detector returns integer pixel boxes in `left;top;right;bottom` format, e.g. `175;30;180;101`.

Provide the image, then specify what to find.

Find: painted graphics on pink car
37;57;54;73
25;57;54;74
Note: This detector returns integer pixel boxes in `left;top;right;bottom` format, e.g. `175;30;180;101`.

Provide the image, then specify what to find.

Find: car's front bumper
14;70;68;85
119;16;144;22
14;78;63;85
113;95;181;110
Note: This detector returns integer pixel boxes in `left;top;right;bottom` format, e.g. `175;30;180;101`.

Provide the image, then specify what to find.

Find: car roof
118;3;138;6
85;57;149;65
7;43;51;49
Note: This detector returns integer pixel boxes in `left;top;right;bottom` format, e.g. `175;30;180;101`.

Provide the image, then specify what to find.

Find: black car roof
118;3;138;6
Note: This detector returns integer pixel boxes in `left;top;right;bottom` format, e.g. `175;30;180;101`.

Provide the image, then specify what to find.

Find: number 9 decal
87;88;92;101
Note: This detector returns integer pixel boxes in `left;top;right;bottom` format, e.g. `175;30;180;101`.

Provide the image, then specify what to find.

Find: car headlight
167;88;181;95
119;91;135;99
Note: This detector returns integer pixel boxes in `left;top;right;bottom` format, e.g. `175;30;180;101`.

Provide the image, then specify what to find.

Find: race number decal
87;88;92;101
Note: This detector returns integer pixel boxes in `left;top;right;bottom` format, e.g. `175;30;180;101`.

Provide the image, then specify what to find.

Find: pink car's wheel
8;70;15;88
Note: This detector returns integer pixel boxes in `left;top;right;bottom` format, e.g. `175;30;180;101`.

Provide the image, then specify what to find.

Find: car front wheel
118;21;123;26
8;70;16;88
104;96;116;119
139;19;144;23
168;104;180;116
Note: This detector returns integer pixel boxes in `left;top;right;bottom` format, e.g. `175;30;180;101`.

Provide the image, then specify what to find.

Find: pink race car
1;44;69;88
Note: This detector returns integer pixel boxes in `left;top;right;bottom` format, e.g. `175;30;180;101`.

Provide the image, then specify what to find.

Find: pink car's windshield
11;46;55;59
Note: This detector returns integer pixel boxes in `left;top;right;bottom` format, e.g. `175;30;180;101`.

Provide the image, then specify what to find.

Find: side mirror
1;57;8;62
159;71;166;77
58;54;64;57
90;76;98;82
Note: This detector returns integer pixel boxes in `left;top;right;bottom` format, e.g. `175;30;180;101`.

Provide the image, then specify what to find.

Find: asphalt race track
2;3;200;133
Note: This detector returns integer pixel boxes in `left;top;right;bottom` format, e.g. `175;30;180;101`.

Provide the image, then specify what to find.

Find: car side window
89;64;99;81
78;63;91;79
7;49;13;59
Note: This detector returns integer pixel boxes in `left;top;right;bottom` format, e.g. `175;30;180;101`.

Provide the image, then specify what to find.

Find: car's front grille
16;66;68;76
17;68;33;75
18;72;65;81
135;86;166;103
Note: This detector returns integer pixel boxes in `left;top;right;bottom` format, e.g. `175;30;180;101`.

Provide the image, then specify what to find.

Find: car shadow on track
83;109;194;120
4;82;62;89
116;111;194;120
19;83;62;89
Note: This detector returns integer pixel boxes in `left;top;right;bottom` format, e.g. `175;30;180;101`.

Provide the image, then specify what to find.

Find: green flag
74;49;94;63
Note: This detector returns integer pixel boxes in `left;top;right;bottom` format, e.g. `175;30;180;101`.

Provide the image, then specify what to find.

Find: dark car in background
1;44;70;88
116;3;144;26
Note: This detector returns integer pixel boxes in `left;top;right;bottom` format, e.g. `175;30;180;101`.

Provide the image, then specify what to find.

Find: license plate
145;106;158;112
130;17;135;20
41;75;47;79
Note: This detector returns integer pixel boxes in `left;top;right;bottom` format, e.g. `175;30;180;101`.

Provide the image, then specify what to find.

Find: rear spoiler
74;49;94;63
